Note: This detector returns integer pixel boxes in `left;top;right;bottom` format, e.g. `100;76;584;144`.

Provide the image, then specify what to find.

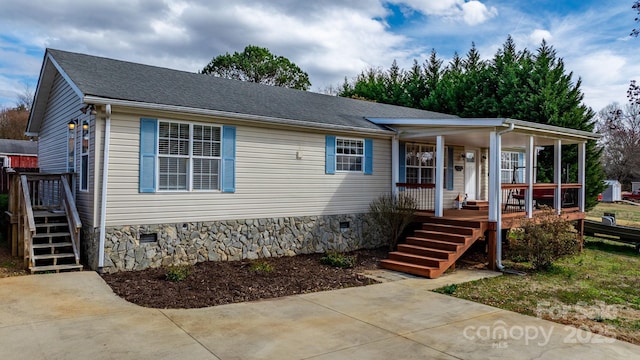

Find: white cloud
529;29;552;44
461;1;498;26
397;0;497;25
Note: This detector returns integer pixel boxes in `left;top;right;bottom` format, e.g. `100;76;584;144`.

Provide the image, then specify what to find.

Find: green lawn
435;202;640;345
586;202;640;227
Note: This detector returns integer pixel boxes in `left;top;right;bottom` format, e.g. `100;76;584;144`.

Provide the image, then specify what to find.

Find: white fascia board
84;96;396;137
367;118;505;127
505;119;600;141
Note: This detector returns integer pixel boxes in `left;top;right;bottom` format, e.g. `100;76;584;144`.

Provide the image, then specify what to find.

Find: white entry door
464;149;478;200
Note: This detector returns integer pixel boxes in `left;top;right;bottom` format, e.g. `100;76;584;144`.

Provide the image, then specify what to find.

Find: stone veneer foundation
83;214;384;273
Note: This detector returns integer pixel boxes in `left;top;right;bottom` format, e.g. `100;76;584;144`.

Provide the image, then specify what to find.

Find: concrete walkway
0;270;638;359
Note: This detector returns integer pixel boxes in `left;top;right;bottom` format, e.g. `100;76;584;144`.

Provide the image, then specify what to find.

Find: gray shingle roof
47;49;456;131
0;139;37;155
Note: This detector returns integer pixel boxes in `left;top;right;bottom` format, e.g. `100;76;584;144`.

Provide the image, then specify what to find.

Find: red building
0;139;38;193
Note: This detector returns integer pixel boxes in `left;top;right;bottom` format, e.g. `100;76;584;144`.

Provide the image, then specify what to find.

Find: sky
0;0;637;113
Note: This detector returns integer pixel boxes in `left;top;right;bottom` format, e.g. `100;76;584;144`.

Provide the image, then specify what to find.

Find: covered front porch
370;117;598;276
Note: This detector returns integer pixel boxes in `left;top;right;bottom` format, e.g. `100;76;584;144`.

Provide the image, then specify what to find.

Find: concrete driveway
0;271;638;359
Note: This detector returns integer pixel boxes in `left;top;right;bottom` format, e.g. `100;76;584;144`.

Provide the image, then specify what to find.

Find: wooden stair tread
32;242;73;249
36;223;69;228
33;210;66;218
422;223;475;235
398;244;454;255
30;264;83;273
32;253;76;260
33;232;71;238
379;259;438;277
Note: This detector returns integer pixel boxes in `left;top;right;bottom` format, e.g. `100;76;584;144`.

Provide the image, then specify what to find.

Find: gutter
97;104;111;273
494;123;515;271
83;96;396;137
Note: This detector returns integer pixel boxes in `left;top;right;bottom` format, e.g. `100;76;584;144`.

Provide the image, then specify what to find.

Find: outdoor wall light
82;120;89;131
68;120;77;130
80;104;96;115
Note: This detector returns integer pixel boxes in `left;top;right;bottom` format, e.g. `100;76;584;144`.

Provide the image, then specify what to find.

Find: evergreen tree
338;37;604;209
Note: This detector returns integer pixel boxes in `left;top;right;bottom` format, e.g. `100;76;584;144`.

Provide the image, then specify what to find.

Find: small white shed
602;180;621;202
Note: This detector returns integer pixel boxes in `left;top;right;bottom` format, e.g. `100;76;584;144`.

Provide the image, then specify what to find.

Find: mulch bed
101;248;389;309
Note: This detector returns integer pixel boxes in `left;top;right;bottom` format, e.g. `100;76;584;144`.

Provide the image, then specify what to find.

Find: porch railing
7;172;81;267
501;183;582;215
396;183;435;211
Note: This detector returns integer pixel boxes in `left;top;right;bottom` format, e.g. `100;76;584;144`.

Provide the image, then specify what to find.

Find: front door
464;149;478;200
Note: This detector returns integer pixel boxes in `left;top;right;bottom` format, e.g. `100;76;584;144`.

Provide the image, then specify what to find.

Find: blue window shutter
325;135;336;174
364;138;373;175
399;142;406;183
139;118;157;193
222;126;236;193
446;146;454;190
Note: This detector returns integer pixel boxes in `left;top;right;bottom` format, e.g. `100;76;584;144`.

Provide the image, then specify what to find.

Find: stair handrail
19;175;36;268
60;175;82;262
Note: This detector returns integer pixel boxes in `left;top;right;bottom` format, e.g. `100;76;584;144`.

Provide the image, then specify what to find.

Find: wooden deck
415;207;585;230
380;198;593;277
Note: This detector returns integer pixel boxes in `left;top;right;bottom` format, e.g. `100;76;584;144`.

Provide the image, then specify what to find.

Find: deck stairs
462;200;489;211
380;217;484;278
30;208;82;273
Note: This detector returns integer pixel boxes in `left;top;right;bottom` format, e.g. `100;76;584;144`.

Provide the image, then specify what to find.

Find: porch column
488;131;499;222
487;131;501;271
434;135;444;217
391;136;399;196
525;135;535;218
554;139;562;214
578;141;586;212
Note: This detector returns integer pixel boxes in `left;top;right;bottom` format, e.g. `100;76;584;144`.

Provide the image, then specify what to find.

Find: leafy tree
201;45;311;90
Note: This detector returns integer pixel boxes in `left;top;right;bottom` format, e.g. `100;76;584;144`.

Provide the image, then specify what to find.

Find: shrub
440;283;458;295
250;260;274;273
368;193;418;250
165;264;192;282
320;251;356;268
507;207;579;270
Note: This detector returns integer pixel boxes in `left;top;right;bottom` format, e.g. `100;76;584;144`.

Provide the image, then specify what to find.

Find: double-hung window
325;135;373;175
336;138;364;172
501;151;524;183
140;118;235;193
405;143;448;186
157;121;221;191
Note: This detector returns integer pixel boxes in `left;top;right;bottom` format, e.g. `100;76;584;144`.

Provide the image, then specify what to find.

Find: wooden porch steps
380;218;483;278
463;200;489;211
29;208;82;274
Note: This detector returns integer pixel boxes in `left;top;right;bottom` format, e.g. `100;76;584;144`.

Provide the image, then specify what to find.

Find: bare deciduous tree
597;103;640;185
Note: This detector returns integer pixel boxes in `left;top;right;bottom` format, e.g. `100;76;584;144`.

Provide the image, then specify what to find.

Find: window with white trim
158;121;221;191
80;120;89;191
405;143;448;185
501;151;524;183
336;138;363;172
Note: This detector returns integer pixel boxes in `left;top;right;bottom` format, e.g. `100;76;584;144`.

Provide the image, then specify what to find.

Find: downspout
97;104;111;273
495;123;515;271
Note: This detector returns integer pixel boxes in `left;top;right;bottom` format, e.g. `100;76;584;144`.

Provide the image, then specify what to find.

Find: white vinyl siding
103;111;391;226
